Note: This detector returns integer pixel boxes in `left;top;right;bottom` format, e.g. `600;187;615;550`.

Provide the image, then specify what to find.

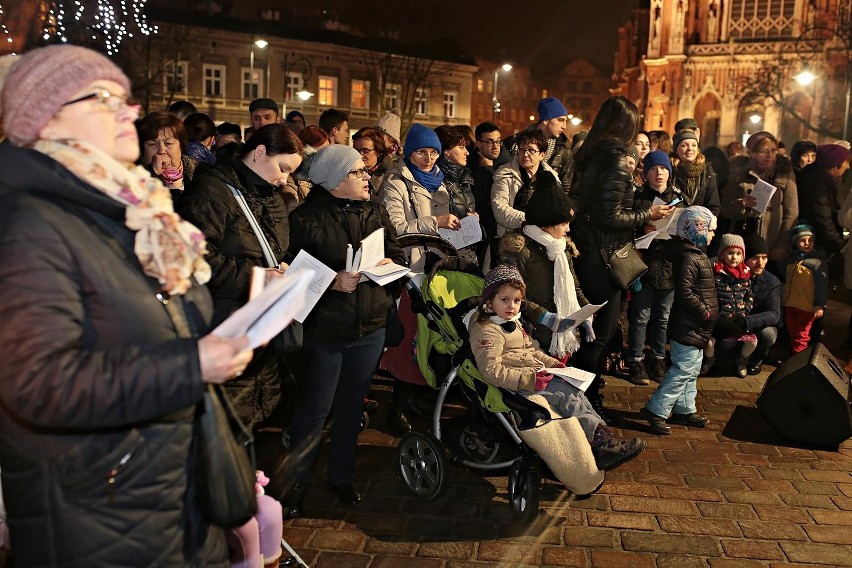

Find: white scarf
522;224;581;357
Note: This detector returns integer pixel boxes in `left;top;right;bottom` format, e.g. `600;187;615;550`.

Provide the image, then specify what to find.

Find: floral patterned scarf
34;139;211;295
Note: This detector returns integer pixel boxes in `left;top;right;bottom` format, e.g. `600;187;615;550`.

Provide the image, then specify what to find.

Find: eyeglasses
477;138;502;146
414;149;439;159
347;168;370;178
518;146;542;156
355;147;376;155
62;89;138;112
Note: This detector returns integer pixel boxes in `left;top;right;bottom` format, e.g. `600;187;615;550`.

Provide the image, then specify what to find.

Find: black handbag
600;241;648;290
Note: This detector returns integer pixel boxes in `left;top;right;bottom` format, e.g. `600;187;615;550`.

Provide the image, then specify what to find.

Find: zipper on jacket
107;451;133;503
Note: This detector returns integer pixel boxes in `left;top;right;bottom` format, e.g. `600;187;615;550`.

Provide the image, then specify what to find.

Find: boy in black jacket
641;206;719;435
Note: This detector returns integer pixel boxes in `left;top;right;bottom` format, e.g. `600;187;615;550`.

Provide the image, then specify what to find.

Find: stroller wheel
360;411;370;432
396;432;448;500
508;459;540;521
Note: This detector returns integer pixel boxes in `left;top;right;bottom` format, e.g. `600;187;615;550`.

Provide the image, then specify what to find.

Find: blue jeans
645;340;703;418
627;286;674;361
289;329;385;486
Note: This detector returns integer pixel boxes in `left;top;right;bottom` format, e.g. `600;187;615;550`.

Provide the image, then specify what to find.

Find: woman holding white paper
283;145;405;518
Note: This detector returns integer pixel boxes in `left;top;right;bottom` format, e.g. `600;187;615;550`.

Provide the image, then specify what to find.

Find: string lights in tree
42;0;158;55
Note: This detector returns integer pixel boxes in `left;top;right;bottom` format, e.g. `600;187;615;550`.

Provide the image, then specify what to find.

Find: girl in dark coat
671;129;721;216
0;45;252;567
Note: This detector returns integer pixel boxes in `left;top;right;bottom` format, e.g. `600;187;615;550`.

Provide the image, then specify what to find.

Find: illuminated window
318;75;337;106
477;79;484;92
728;0;796;39
351;79;370;110
203;64;225;98
443;92;456;118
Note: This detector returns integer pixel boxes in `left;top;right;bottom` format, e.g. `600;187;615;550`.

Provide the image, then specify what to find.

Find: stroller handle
396;233;459;258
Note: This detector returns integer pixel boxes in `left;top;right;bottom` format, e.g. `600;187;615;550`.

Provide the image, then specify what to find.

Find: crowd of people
1;44;851;567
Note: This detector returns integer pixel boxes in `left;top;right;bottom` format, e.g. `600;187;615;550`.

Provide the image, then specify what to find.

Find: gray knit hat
481;264;525;313
673;129;699;151
719;233;745;256
309;145;362;190
2;45;130;146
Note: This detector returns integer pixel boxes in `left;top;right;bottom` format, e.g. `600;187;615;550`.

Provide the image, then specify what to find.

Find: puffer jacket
436;157;476;218
632;181;686;289
713;263;753;319
673;160;721;216
505;126;575;196
499;232;588;349
380;160;450;271
722;155;798;251
491;157;560;236
0;142;225;567
178;156;289;427
468;318;562;392
796;164;847;254
665;237;719;348
572;139;651;260
286;186;406;343
745;269;781;331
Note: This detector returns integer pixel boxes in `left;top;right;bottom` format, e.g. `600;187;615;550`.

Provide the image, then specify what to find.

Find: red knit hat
2;45;130;146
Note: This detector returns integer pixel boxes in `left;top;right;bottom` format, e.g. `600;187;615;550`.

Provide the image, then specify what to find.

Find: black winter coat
796;164;847;254
673;160;721;216
745;270;781;331
470;147;512;240
0;143;225;567
286;187;406;343
178;157;289;427
505;127;575;197
665;237;719;348
633;181;686;289
572;139;651;260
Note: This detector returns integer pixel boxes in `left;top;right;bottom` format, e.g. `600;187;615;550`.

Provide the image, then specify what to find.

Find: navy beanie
537;97;568;122
643;150;673;177
404;123;441;157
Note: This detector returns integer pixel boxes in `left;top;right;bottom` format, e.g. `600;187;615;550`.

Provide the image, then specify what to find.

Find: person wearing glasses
352;126;390;199
381;123;459;271
282;145;405;518
720;131;798;267
491;129;560;239
0;45;253;566
470;122;512;268
177;124;303;429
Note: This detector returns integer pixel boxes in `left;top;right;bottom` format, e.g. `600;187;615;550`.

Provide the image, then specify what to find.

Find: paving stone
803;524;852;545
729;454;771;466
310;529;366;552
565;493;610;510
609;495;697;516
598;482;659;497
831;496;852;510
697;502;758;520
742;479;795;493
809;509;852;524
477;542;539;564
755;467;803;480
657;486;724;502
722;491;782;505
737;520;808;541
364;540;419;556
719;539;784;560
586;512;657;531
540;547;587;567
563;526;617;548
646;438;693;451
811;460;852;472
282;526;316;547
780;494;838;509
801;469;852;482
621;531;721;556
656;554;708;568
708;560;766;568
632;472;683;486
714;465;760;478
792;480;841;495
416;542;477;562
780;542;852;566
752;504;812;523
314;551;372;568
372;557;444;568
658;515;742;536
589;549;656;568
685;475;747;491
650;461;718;475
664;450;730;464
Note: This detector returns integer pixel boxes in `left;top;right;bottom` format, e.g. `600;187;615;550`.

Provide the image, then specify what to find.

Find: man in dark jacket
503;97;576;202
796;144;851;256
741;235;781;374
471;121;512;268
641;206;719;435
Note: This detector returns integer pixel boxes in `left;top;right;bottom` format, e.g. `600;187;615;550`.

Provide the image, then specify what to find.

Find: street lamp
282;53;314;114
570;117;582;126
795;69;816;86
492;63;512;120
249;38;268;100
749;114;762;124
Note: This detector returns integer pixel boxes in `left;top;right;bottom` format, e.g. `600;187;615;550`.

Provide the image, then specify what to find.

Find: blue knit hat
404;123;441;157
643;150;673;177
537;97;568;122
677;206;716;247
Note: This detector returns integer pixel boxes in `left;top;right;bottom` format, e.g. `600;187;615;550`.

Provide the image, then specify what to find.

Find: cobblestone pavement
260;294;852;567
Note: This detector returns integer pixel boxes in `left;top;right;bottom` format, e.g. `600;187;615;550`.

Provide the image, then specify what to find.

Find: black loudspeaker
756;343;852;447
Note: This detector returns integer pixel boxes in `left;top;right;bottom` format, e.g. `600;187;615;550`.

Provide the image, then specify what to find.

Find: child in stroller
468;264;646;472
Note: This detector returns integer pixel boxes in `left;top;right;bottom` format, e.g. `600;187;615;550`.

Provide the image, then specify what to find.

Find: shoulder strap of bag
227;184;278;268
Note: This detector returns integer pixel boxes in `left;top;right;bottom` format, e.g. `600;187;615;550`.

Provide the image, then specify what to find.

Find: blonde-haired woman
670;129;721;216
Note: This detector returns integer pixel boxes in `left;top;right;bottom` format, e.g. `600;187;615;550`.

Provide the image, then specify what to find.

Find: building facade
612;0;851;147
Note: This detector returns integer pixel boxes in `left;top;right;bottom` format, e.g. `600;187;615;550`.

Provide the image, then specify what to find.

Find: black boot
283;481;311;519
588;391;614;424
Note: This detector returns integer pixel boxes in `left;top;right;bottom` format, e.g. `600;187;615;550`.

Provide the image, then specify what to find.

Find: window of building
566;80;577;93
318;75;338;106
443;92;457;118
203;64;225;98
351;79;370;110
582;81;593;93
241;67;264;100
728;0;796;40
477;79;484;92
476;103;484;119
414;87;428;116
384;83;401;110
285;73;304;102
164;61;188;95
541;89;548;98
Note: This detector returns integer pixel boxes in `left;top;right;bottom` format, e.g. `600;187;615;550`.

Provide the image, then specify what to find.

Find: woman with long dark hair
570;96;673;418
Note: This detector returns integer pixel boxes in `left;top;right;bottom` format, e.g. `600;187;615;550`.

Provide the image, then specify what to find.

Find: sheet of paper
437;215;483;250
356;228;385;272
213;269;314;349
249;266;288;301
564;302;607;330
750;178;777;213
284;250;337;323
359;261;410;286
542;366;597;392
635;231;660;249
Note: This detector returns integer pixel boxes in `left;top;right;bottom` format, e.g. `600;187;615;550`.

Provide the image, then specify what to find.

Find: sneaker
646;357;667;382
593;437;647;471
667;412;709;428
627;360;651;385
639;407;672;435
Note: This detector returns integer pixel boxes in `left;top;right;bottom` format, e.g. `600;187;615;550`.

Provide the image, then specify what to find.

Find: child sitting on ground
467;263;645;471
641;206;719;435
783;224;828;353
702;234;758;378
